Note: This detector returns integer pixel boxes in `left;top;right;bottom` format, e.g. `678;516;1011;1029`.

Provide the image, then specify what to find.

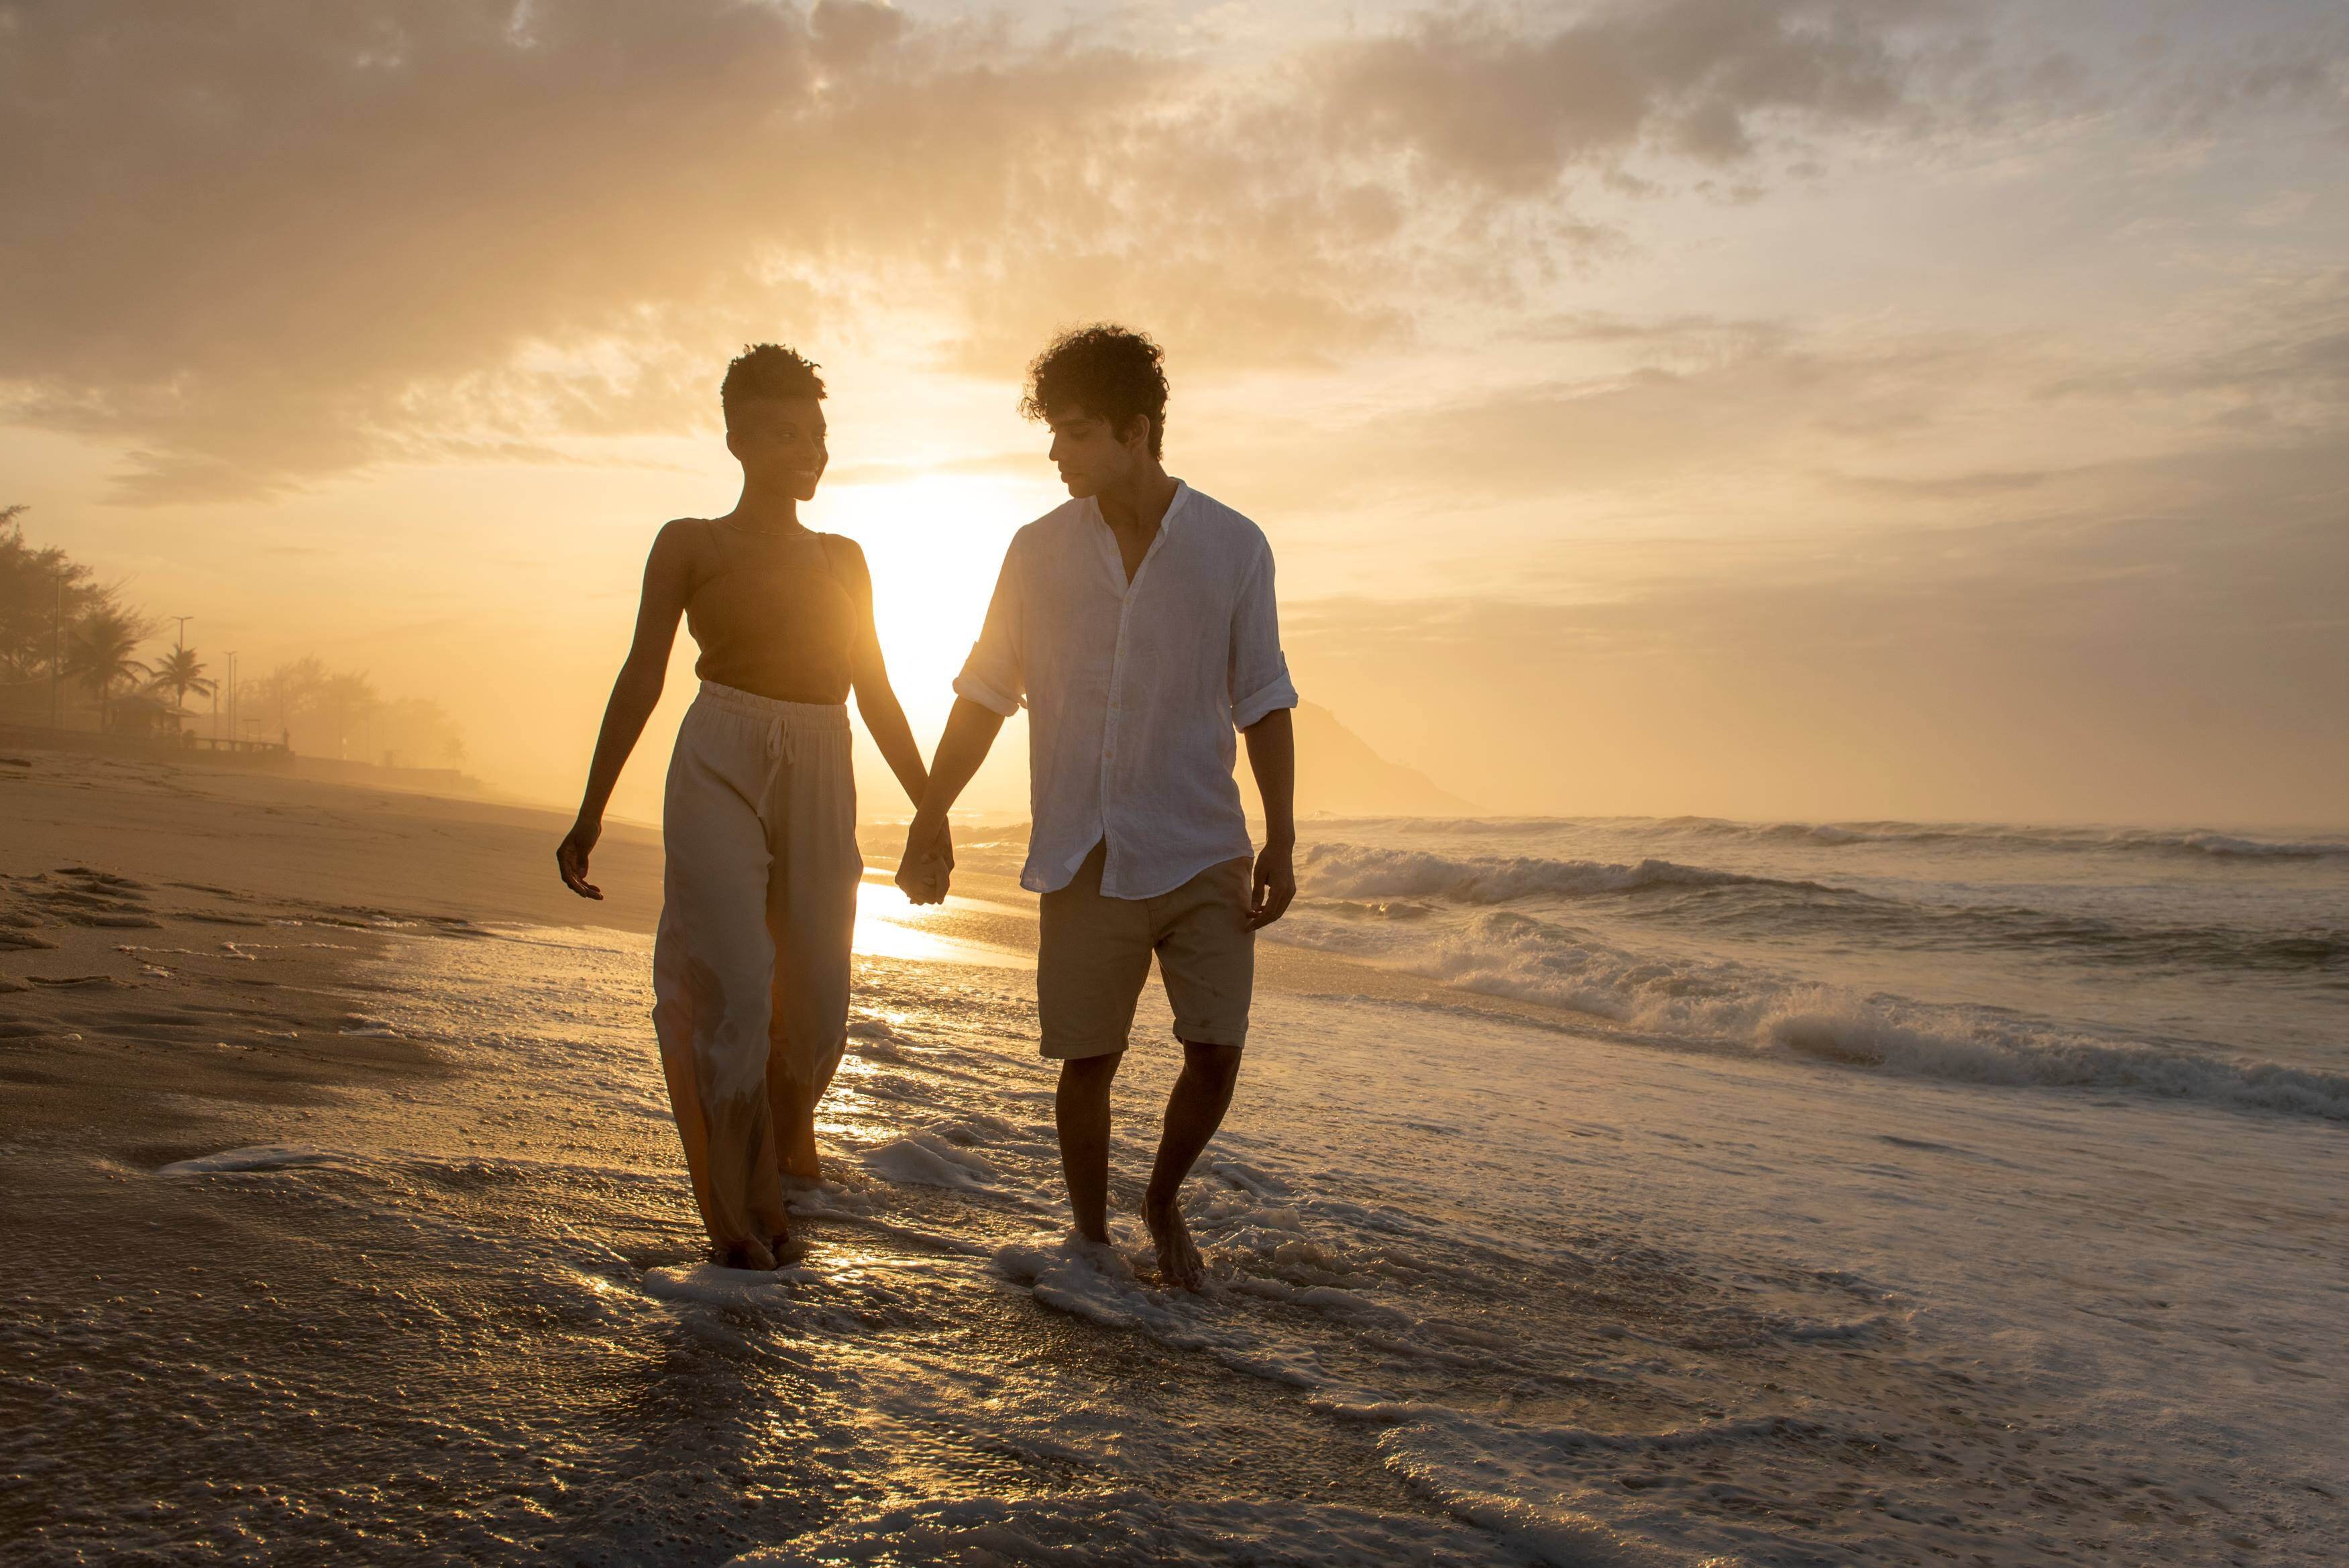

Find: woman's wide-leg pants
652;681;861;1262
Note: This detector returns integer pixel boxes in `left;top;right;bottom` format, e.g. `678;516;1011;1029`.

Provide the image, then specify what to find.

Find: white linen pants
652;682;861;1259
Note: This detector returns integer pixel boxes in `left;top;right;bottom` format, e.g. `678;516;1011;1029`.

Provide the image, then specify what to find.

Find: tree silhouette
149;645;217;709
317;670;380;759
64;608;152;728
2;506;121;685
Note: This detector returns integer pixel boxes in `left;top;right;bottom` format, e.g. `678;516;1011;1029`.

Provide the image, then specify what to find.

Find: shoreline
1;749;659;1178
5;749;2343;1565
0;747;1623;1178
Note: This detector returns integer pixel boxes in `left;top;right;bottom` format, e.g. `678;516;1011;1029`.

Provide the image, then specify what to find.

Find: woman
556;343;944;1269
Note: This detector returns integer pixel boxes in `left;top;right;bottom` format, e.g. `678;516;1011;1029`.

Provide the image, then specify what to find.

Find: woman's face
727;396;828;502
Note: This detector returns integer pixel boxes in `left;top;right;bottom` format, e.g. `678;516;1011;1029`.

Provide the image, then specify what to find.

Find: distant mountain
1243;701;1479;819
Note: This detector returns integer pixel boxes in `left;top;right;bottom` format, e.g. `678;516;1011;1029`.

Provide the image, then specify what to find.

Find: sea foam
1302;844;1805;904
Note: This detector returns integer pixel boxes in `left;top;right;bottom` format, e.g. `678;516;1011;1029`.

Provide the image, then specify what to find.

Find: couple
555;326;1298;1290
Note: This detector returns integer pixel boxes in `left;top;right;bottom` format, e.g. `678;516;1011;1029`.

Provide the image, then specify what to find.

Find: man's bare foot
769;1231;810;1266
1144;1194;1205;1290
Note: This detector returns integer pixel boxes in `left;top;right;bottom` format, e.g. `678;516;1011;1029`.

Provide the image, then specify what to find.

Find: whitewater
1274;815;2349;1120
5;814;2342;1565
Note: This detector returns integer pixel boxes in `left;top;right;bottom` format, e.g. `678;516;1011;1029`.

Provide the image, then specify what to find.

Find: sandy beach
0;751;1578;1565
5;751;2344;1567
11;1;2348;1561
0;749;653;1162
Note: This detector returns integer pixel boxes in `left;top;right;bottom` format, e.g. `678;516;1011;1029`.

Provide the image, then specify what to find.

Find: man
899;325;1297;1290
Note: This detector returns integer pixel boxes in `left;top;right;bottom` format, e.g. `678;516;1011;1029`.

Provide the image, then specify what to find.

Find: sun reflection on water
851;875;1030;969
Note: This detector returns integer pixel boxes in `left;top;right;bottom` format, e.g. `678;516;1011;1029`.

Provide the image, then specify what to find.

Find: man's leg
1055;1051;1124;1244
1144;854;1258;1289
1038;844;1150;1247
1144;1040;1242;1288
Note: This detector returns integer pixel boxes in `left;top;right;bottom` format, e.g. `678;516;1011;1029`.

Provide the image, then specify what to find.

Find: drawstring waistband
692;681;850;728
692;681;850;806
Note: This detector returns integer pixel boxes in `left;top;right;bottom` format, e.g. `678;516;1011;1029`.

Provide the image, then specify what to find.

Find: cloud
2161;279;2349;412
2128;5;2349;139
1285;439;2349;821
1313;0;1946;195
1198;315;2021;520
2040;270;2349;434
3;0;2340;502
1829;467;2061;500
0;0;1973;501
1199;272;2349;540
0;3;1226;496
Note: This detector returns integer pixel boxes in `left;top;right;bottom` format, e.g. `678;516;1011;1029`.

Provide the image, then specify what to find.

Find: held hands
895;814;954;905
1247;838;1295;929
556;818;603;901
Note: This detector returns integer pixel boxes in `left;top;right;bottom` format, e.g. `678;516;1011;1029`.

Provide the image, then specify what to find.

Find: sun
817;471;1044;734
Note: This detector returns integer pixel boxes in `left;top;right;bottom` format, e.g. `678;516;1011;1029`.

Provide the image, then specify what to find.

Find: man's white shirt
953;481;1299;899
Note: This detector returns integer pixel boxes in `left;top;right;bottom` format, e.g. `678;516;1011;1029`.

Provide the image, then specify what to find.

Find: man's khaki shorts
1037;842;1255;1059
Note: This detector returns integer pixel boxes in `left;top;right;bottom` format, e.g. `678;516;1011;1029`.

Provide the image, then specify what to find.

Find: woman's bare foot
771;1076;828;1182
769;1231;810;1265
718;1236;777;1271
1144;1194;1205;1290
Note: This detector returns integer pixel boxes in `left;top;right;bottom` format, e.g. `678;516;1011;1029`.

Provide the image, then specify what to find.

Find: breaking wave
1300;844;1819;905
1270;903;2349;1121
1308;815;2349;861
1298;843;2347;974
1665;818;2349;860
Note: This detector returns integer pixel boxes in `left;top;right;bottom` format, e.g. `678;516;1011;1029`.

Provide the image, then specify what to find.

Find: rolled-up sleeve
953;542;1026;718
1228;543;1299;730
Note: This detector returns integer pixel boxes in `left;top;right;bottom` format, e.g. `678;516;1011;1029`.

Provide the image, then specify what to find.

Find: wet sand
0;750;1513;1565
10;749;2334;1566
0;748;661;1169
0;747;1542;1180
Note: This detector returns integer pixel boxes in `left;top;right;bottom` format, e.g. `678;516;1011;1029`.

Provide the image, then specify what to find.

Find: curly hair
720;343;826;428
1020;325;1169;458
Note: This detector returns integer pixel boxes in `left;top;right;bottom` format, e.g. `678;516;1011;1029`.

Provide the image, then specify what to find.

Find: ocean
1274;816;2349;1115
6;815;2343;1565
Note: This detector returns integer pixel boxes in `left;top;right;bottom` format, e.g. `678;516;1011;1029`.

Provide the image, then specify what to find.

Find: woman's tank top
684;520;858;704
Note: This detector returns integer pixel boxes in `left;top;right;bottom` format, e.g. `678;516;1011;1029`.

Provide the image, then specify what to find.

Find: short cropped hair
721;343;825;428
1020;325;1168;458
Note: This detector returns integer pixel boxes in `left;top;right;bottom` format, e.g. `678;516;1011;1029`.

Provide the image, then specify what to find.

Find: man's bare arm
1242;706;1296;929
897;697;1006;902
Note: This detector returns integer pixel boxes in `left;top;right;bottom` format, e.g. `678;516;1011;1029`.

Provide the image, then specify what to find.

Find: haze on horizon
4;0;2344;828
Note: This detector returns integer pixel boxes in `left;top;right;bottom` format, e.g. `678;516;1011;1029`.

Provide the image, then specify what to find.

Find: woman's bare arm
896;697;1005;903
556;522;697;899
834;539;932;810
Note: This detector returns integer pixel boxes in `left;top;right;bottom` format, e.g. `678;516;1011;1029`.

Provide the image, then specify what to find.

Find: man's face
1044;406;1144;498
726;396;827;501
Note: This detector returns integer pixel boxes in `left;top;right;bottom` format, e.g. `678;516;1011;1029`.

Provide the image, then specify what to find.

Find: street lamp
50;569;64;729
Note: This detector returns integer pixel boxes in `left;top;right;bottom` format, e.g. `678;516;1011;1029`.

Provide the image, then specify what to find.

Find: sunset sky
5;0;2345;826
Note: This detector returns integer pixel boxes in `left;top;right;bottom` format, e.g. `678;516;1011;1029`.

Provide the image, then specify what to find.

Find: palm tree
64;608;152;730
149;645;216;710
